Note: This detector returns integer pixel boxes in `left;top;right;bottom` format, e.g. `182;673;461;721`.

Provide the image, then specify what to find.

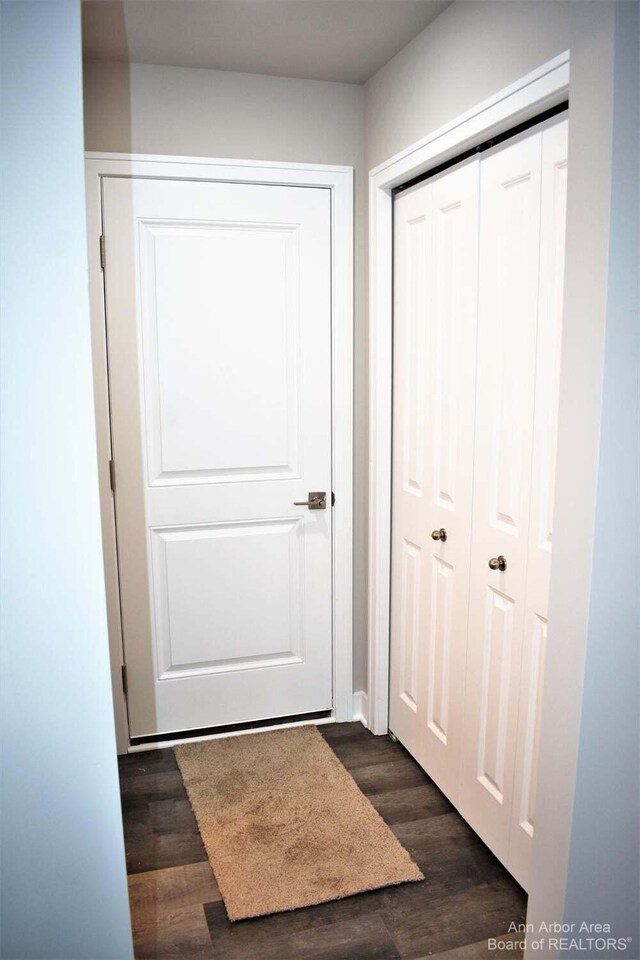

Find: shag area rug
174;725;423;920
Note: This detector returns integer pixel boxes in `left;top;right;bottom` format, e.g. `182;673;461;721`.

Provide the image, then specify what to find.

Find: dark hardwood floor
119;722;527;959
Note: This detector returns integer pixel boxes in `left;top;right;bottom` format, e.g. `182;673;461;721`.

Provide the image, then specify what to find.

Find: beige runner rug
174;725;423;921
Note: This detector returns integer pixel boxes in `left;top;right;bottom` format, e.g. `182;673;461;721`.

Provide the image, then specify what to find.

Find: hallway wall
0;2;133;957
364;0;570;170
560;2;639;951
1;2;635;956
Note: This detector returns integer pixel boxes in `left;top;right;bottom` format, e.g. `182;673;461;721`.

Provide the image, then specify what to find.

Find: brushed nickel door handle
431;528;447;542
488;555;507;571
294;491;326;510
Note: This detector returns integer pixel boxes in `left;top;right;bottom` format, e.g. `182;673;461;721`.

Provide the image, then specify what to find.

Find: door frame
85;153;354;754
367;51;570;736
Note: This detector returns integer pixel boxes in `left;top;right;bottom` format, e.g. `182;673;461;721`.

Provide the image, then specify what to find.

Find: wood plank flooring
119;722;527;959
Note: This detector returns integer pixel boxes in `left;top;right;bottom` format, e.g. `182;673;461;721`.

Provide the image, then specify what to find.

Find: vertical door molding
85;154;353;752
367;52;570;737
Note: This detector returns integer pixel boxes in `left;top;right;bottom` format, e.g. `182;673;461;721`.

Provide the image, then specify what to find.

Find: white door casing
100;173;342;739
390;158;479;803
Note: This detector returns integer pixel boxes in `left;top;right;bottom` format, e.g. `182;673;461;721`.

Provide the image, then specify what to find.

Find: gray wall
364;0;571;170
82;59;368;691
561;1;639;951
0;3;133;958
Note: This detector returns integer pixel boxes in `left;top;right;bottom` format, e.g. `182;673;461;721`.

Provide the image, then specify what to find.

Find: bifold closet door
389;159;479;803
390;114;568;892
508;118;568;887
458;118;568;886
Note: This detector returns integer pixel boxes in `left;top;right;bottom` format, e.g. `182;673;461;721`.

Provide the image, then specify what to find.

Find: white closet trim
367;52;570;735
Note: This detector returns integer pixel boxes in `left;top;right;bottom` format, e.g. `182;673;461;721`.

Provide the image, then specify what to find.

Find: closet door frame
368;51;570;738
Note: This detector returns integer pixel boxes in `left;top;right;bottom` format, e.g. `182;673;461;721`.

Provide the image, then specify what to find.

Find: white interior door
508;118;568;887
390;158;479;802
102;176;333;738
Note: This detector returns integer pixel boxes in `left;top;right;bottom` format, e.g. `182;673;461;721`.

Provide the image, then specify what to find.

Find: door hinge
121;664;128;698
331;491;336;507
99;234;106;270
108;458;116;493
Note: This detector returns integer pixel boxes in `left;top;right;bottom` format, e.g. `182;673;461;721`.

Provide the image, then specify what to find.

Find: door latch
293;491;327;510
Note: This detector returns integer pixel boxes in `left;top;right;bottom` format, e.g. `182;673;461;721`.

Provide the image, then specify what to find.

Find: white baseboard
352;690;369;728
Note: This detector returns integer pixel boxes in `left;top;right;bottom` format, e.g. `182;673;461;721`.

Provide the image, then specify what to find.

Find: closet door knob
431;528;447;542
488;555;507;571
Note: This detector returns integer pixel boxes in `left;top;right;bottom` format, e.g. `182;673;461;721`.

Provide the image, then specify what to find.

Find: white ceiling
82;1;451;84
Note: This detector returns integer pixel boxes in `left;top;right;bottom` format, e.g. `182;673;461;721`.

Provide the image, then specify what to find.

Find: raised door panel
427;556;454;745
390;160;479;803
140;221;300;485
459;129;543;867
401;212;428;500
476;587;516;804
390;185;430;756
509;117;568;888
150;519;304;680
398;538;422;713
512;614;547;840
103;176;332;737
